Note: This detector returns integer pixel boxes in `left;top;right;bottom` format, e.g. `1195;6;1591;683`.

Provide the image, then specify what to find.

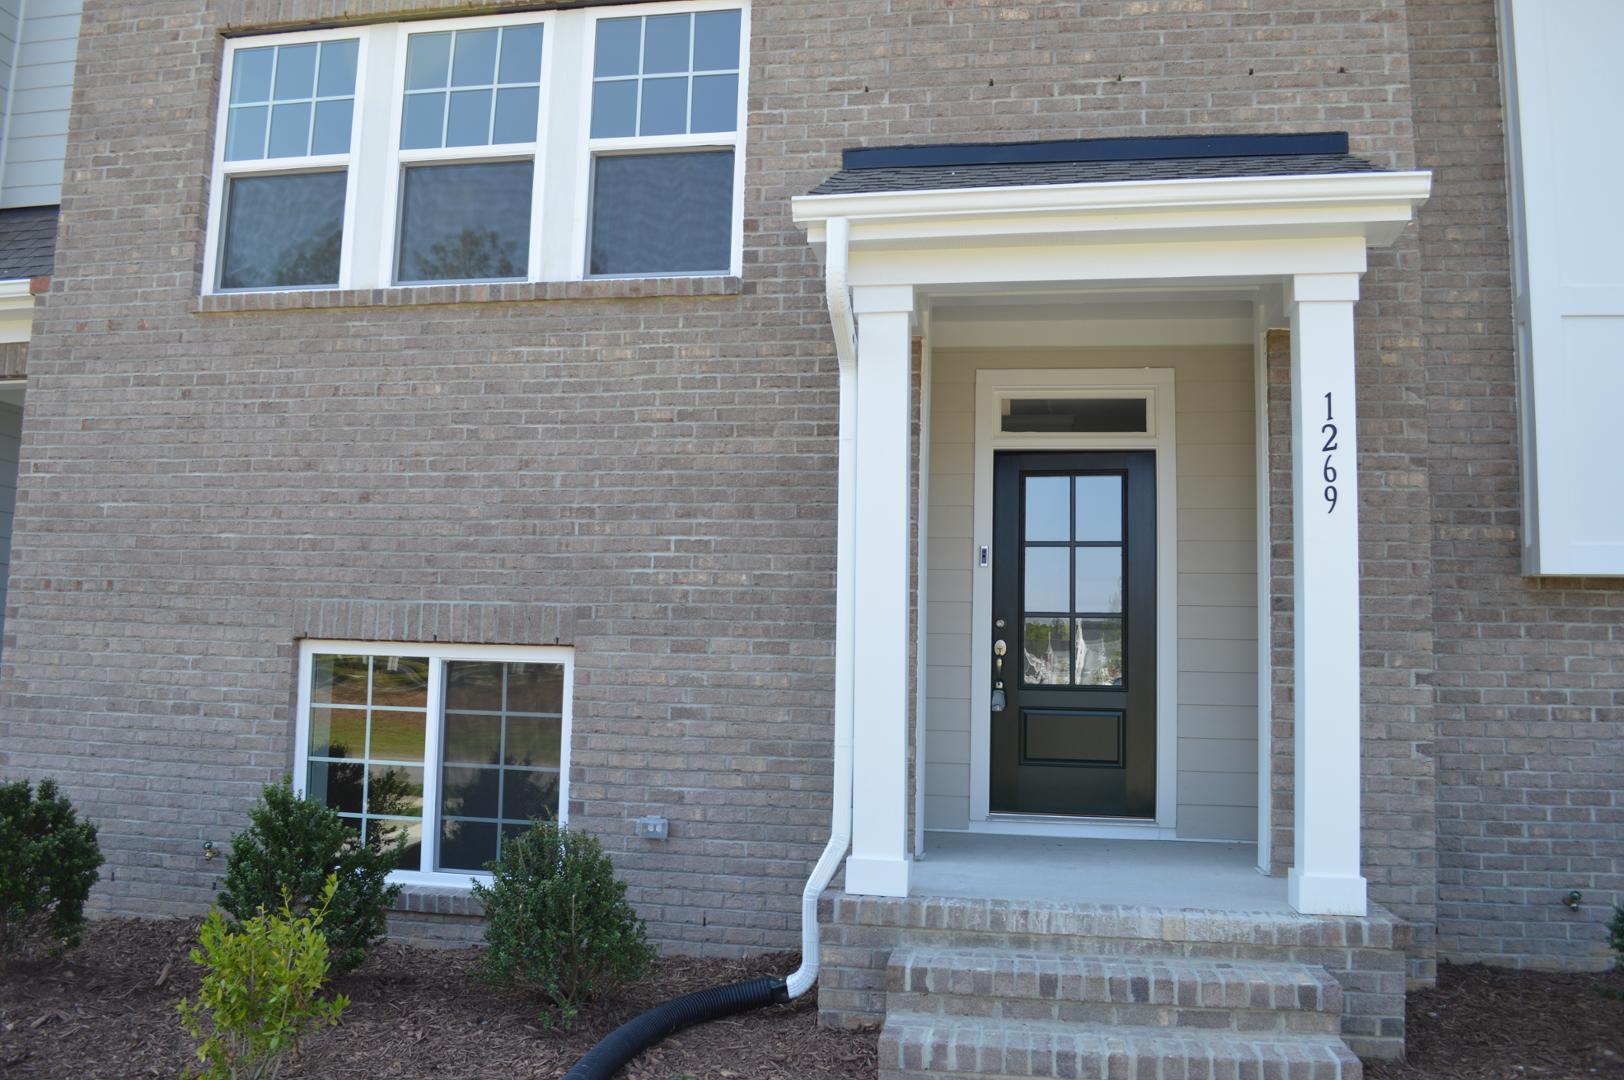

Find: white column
844;284;914;897
1287;273;1368;917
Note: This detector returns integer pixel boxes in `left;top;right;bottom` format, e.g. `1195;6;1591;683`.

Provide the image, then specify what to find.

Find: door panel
990;451;1156;817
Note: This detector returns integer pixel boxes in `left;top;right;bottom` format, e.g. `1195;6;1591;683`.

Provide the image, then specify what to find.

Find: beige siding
924;344;1259;841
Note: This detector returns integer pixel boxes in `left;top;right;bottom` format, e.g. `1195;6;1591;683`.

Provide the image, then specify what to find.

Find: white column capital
1288;272;1361;305
851;284;916;316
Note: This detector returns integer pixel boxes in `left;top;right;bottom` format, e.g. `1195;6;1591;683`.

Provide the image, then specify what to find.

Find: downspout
787;215;857;998
560;220;857;1077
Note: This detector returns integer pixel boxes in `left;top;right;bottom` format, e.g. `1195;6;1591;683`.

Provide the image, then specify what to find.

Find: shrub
178;876;349;1080
473;819;655;1026
1610;902;1623;967
0;777;104;967
216;780;402;974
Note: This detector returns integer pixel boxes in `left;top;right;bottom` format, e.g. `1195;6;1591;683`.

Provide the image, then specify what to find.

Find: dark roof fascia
841;132;1351;171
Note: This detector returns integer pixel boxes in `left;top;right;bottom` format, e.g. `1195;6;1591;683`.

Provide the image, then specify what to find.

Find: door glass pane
1022;617;1070;685
220;171;346;290
1001;397;1147;433
589;150;734;275
1074;547;1123;613
1074;475;1122;542
1023;546;1069;612
1075;618;1124;687
397;161;532;283
1023;475;1069;542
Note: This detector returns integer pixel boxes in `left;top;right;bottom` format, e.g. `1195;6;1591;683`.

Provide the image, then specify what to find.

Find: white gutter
786;217;857;1000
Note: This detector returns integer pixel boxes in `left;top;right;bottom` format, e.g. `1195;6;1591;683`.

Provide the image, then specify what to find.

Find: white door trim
969;367;1179;832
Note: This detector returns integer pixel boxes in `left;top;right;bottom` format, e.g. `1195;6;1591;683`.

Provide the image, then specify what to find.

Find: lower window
588;149;734;276
295;641;571;882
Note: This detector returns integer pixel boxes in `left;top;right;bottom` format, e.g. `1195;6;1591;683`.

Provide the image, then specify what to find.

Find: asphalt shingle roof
0;205;58;279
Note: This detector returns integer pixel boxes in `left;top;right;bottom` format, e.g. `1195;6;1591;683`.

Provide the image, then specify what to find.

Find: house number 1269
1321;392;1339;514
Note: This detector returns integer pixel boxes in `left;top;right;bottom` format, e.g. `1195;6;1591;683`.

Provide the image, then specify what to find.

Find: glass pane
1023;546;1069;613
308;707;365;758
367;764;423;817
492;86;538;144
231;47;274;104
642;13;691;74
1001;397;1147;433
307;759;364;815
406;32;452;90
1075;618;1124;687
441;766;499;819
1022;617;1070;685
317;39;358;97
398;161;532;283
266;101;311;157
589;150;733;275
368;710;426;762
219;171;346;290
590;80;637;139
273;43;317;100
639;76;687;136
224;105;267;161
693;10;741;71
310;99;352;155
1023;475;1069;542
444;712;501;765
439;819;497;872
400;92;446;150
312;654;368;705
371;656;430;707
505;715;561;767
374;819;422;867
506;663;562;714
498;24;543;84
1075;547;1123;613
502;770;559;821
595;18;641;78
446;660;503;711
451;28;499;87
445;88;493;147
1074;476;1122;542
690;73;737;134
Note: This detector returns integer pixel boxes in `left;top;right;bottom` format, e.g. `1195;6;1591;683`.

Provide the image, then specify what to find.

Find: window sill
391;879;486;918
194;275;742;314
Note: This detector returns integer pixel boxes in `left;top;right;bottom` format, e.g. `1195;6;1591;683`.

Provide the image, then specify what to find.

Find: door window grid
1020;473;1127;688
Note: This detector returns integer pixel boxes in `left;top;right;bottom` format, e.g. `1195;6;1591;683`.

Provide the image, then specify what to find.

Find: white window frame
574;0;750;279
202;27;371;294
292;639;574;888
202;2;748;296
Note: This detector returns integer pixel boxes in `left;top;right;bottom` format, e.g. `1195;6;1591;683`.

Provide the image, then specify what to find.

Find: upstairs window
203;2;748;295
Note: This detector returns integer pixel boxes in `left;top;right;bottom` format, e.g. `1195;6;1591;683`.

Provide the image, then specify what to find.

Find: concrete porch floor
913;832;1290;913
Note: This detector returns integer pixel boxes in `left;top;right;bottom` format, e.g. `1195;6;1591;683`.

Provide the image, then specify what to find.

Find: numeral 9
1324;485;1338;513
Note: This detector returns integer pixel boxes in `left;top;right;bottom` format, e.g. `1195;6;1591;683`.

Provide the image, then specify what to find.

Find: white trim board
968;367;1179;832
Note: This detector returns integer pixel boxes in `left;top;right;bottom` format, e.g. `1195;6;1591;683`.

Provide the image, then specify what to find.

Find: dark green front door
990;451;1156;817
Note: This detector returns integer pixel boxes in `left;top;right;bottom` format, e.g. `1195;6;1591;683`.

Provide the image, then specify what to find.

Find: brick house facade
0;4;1617;1054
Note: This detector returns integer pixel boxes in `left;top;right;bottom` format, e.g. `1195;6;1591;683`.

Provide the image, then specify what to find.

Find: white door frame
967;367;1179;837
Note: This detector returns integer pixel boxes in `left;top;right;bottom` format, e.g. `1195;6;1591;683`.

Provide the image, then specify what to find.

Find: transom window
204;2;748;294
294;642;572;883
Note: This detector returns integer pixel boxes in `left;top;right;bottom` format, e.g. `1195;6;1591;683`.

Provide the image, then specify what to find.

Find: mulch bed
0;918;877;1079
2;920;1619;1078
1369;962;1624;1080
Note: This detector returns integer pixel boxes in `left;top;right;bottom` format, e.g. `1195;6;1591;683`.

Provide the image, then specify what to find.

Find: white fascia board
0;277;33;308
793;171;1432;250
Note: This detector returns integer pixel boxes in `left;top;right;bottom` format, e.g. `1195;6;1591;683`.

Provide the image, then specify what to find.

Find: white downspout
786;217;857;1000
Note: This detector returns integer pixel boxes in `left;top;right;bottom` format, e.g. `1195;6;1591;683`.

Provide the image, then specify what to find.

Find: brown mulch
1369;962;1624;1080
0;918;877;1079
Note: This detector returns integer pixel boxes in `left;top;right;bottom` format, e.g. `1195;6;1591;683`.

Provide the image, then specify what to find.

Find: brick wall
0;0;1459;964
1408;0;1623;971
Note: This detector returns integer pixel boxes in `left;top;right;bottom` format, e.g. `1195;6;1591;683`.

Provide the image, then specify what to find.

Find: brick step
886;949;1343;1034
879;1014;1363;1080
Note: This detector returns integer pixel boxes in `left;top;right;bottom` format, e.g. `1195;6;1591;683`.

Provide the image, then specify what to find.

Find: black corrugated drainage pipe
560;977;790;1080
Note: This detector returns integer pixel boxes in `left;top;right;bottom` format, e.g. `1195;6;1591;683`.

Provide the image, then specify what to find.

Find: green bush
0;777;104;967
216;780;402;974
1610;903;1623;967
178;875;349;1080
473;819;655;1026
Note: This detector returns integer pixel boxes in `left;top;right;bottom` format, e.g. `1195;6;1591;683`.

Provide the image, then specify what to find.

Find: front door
990;451;1156;817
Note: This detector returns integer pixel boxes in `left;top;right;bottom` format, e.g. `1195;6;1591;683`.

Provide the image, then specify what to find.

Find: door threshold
962;814;1178;841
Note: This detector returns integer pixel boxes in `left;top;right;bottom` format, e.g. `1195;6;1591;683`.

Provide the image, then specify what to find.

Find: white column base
1288;868;1368;917
844;854;912;897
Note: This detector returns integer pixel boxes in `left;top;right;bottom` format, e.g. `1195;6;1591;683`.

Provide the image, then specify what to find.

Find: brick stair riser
877;1031;1362;1080
888;994;1344;1035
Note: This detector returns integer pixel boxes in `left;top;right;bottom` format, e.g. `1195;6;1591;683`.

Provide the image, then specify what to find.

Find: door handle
993;638;1006;678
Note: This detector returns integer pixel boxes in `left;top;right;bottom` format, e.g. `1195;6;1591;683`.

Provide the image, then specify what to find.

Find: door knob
993;638;1006;678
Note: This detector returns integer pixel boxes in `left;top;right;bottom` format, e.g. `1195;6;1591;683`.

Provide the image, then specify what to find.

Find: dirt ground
1;918;1619;1079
